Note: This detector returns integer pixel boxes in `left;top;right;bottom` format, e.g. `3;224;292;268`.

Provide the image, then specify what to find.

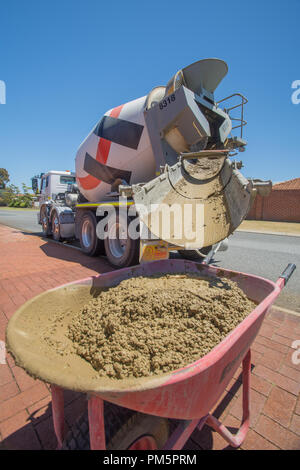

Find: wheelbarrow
6;259;296;450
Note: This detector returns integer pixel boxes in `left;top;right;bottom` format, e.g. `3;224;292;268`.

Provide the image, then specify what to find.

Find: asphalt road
0;208;41;234
212;232;300;312
0;208;299;311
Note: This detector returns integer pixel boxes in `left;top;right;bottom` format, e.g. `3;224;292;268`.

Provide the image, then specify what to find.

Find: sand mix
67;274;255;380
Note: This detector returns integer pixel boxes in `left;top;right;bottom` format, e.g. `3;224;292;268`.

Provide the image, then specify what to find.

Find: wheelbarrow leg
88;396;106;450
206;349;251;448
51;385;65;449
163;415;208;450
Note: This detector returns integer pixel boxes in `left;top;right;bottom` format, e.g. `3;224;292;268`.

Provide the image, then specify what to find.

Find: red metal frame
51;349;251;450
23;260;293;450
88;396;106;450
204;349;251;448
51;385;65;450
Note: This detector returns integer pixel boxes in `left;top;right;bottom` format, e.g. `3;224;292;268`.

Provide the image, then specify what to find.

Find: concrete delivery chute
33;58;271;267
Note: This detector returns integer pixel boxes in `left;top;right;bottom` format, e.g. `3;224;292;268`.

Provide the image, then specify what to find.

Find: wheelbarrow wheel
62;402;169;450
106;408;169;450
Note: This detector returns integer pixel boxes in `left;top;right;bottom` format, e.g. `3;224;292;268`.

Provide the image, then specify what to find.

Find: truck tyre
178;246;212;261
104;212;139;268
51;211;62;241
79;211;103;256
40;206;51;237
62;402;169;450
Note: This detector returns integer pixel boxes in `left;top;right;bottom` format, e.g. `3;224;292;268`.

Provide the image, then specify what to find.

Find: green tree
19;183;34;207
0;168;10;189
2;184;20;205
1;182;34;208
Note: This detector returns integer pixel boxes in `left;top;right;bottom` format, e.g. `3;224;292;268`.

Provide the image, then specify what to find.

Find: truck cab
39;171;76;204
37;171;77;241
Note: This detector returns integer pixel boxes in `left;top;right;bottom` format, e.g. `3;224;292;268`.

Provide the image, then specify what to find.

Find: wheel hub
107;222;127;259
82;219;93;248
52;216;59;235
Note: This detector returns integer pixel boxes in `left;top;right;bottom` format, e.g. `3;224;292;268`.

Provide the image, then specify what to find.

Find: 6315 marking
159;94;175;110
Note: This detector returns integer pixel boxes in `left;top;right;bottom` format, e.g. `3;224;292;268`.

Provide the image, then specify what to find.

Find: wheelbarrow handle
278;263;296;286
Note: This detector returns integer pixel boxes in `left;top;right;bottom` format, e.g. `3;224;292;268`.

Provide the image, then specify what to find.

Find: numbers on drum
159;94;175;110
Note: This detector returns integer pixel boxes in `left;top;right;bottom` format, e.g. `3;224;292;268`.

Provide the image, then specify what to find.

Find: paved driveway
0;209;299;310
0;224;299;450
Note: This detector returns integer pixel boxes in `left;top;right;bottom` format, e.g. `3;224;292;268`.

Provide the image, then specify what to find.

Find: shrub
2;183;34;208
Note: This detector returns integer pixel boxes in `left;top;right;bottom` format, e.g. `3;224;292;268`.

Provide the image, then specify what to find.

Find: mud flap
139;240;169;263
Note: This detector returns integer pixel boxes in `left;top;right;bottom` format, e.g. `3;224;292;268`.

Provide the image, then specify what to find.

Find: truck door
39;175;49;204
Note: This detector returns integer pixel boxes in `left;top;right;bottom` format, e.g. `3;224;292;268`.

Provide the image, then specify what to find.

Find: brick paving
0;224;299;450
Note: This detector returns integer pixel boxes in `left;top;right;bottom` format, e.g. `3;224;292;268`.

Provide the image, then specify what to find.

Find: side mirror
31;178;38;193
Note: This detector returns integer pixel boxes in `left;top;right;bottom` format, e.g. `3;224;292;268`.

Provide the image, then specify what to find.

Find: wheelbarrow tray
6;259;281;420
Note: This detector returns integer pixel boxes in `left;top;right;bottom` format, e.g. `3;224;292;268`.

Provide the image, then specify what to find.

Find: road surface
213;232;300;312
0;208;299;310
0;208;41;234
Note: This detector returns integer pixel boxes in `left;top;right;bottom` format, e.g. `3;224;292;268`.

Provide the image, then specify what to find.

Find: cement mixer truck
35;58;271;268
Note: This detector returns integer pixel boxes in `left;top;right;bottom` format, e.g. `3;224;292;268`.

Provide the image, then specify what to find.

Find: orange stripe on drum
77;105;124;190
109;104;123;119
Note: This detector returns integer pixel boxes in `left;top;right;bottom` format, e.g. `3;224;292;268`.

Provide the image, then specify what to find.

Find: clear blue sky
0;0;299;189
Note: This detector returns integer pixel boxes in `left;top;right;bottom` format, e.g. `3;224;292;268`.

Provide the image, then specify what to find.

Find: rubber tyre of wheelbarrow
61;402;169;450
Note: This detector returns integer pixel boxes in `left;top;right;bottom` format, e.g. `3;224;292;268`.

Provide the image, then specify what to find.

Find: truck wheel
104;212;139;268
79;211;103;256
40;206;51;237
62;402;169;450
51;211;62;241
178;246;212;261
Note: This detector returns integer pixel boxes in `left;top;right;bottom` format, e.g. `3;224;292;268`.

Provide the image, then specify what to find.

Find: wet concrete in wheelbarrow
0;225;300;450
6;273;255;388
66;275;255;380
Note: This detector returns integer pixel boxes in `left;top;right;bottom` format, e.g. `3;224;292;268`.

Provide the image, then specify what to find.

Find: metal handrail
217;93;248;138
